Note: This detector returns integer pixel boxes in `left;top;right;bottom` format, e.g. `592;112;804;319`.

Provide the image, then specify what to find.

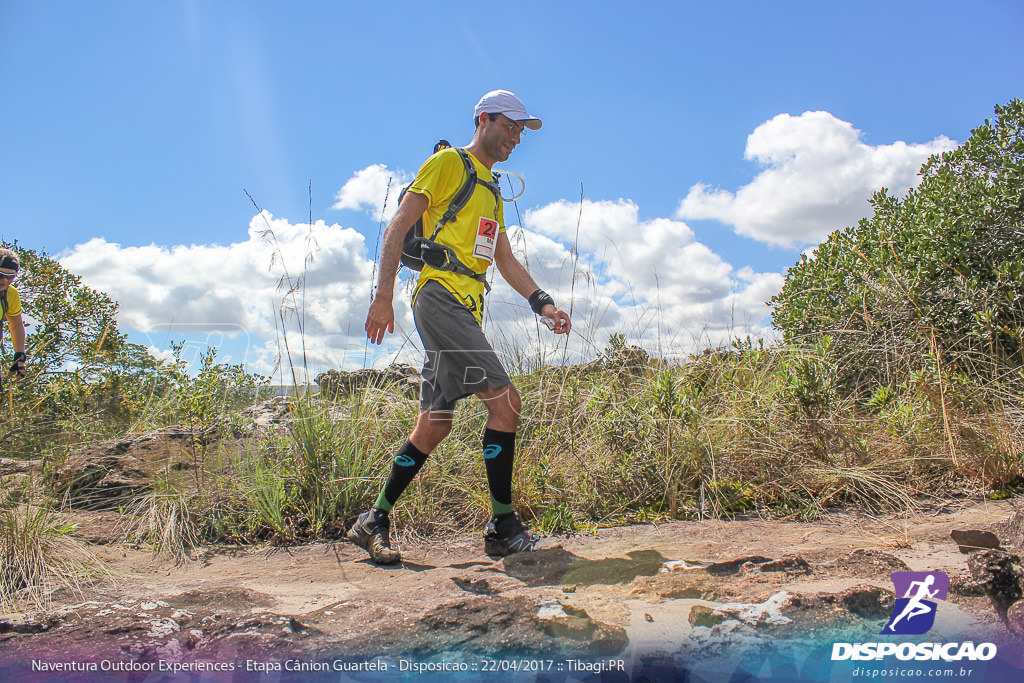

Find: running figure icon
886;575;938;631
883;571;949;635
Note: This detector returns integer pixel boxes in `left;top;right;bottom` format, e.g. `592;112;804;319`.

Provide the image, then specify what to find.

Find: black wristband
528;289;555;316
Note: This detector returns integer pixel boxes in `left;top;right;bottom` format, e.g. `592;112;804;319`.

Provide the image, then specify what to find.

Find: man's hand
365;298;395;345
9;351;25;382
541;304;571;335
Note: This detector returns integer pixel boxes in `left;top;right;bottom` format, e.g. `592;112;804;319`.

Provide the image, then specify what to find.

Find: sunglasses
0;271;16;281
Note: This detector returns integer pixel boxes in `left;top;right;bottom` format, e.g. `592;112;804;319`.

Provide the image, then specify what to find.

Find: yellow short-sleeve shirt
2;285;21;341
1;285;21;319
408;148;504;323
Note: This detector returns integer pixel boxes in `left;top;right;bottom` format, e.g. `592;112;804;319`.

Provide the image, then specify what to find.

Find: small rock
1003;509;1024;552
777;585;894;624
1007;600;1024;638
688;605;727;629
951;529;1002;554
535;603;627;654
948;572;988;597
451;577;498;596
644;613;654;622
706;556;773;576
840;586;894;620
0;614;53;634
759;556;812;574
544;613;596;640
238;396;293;431
0;458;30;476
967;550;1024;620
834;549;909;577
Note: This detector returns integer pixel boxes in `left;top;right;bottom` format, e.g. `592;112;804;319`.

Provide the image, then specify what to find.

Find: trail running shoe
346;509;401;565
483;511;543;556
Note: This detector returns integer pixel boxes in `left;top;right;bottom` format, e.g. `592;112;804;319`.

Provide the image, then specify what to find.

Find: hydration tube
497;170;526;201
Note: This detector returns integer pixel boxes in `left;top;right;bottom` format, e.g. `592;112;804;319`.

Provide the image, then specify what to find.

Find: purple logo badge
883;571;949;635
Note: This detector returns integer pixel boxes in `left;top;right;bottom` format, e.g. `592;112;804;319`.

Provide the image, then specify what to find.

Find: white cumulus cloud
60;211;413;375
330;163;411;222
676;111;957;247
477;199;783;360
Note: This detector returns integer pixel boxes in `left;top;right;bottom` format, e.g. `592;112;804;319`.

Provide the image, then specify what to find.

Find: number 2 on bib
474;217;499;261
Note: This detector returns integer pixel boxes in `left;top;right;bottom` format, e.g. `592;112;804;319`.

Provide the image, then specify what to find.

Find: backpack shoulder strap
428;148;479;241
1;289;7;346
461;148;502;203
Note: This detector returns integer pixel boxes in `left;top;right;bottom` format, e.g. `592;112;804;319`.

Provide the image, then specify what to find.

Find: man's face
481;113;526;163
0;268;15;291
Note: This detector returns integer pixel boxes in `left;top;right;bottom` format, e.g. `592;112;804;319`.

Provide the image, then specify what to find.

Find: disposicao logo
831;570;997;663
883;571;949;635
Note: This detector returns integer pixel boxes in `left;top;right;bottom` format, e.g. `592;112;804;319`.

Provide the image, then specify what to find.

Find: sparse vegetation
1;101;1022;611
0;478;104;611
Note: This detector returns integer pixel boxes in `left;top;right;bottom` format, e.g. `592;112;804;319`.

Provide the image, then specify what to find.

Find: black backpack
399;141;501;291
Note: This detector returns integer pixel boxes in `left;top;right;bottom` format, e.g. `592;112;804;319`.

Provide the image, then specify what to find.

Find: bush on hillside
770;100;1024;388
1;243;269;456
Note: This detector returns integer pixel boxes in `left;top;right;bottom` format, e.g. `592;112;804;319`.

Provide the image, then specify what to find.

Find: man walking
0;248;27;384
349;90;571;564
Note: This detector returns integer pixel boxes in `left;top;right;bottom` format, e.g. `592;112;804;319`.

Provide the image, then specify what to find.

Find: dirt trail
1;497;1022;680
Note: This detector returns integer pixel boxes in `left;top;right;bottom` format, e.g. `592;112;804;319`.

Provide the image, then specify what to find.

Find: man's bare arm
493;231;540;299
493;232;571;334
9;313;25;354
365;191;429;345
7;313;25;381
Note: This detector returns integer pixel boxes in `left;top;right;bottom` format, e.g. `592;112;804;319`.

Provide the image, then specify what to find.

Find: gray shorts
413;280;511;412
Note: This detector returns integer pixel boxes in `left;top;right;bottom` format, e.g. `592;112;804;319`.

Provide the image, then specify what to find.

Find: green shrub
771;100;1024;386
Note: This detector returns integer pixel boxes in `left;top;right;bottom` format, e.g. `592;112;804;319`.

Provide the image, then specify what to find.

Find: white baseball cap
474;89;542;130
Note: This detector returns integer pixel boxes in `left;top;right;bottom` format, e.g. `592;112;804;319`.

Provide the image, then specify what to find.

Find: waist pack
399;142;501;292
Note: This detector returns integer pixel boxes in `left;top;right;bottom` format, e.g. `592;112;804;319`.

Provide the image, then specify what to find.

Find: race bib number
473;217;499;261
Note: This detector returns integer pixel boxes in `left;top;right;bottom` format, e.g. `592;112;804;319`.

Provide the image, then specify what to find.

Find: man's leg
476;383;520;515
375;410;453;513
475;383;544;556
347;410;452;564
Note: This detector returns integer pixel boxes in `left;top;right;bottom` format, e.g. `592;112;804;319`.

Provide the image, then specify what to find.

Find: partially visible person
0;248;26;383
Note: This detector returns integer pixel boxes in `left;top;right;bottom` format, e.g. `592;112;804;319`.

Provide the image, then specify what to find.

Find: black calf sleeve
375;441;430;511
482;428;516;514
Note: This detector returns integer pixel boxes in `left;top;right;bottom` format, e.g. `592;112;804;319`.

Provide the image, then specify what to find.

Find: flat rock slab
951;528;1003;553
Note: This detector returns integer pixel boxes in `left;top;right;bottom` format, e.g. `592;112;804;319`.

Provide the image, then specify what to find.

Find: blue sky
2;1;1022;379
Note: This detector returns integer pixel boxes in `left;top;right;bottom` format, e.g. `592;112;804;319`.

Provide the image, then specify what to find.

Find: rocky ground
2;495;1023;681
